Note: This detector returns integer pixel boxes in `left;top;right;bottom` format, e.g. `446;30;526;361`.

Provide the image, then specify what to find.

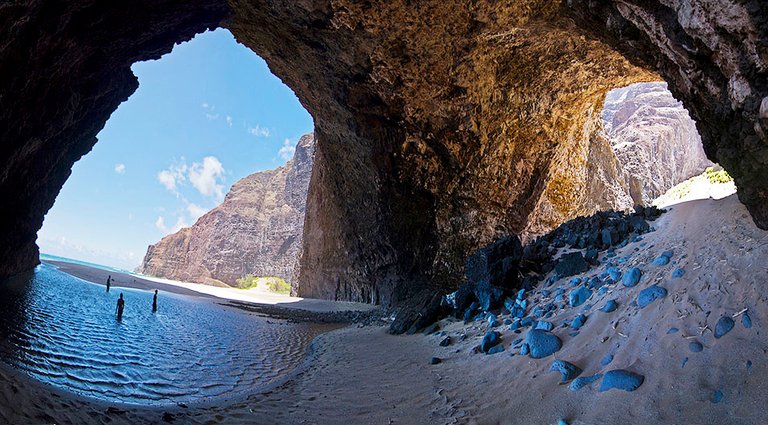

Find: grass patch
704;167;733;184
236;274;291;294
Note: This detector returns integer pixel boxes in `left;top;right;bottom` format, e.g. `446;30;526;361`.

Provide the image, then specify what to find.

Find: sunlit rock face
138;134;315;287
602;82;714;206
0;1;766;306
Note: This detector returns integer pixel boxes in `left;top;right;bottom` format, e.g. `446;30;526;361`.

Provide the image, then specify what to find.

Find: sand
2;193;768;424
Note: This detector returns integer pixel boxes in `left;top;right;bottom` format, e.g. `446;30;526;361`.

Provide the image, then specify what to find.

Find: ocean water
0;263;327;406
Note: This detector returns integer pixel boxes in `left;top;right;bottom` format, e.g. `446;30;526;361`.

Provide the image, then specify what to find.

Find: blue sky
37;29;314;270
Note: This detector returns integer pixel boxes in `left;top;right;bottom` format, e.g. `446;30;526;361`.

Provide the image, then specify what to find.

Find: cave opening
599;81;737;210
1;27;322;405
38;28;315;286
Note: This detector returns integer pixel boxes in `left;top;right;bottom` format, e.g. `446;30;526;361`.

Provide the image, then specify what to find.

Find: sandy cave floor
1;194;768;424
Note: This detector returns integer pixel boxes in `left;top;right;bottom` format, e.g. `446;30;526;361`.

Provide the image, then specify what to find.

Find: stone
671;268;685;278
481;331;502;353
525;330;562;358
637;285;667;308
569;287;592;307
466;235;523;290
600;300;618;313
622;268;642;287
689;341;704;352
714;316;735;338
600;354;613;366
711;390;724;404
599;370;645;392
652;255;670;266
487;345;505;355
569;374;603;391
571;314;587;330
667;327;679;334
520;343;530;356
535;321;554;331
393;292;448;334
742;312;753;329
430;357;442;365
607;267;622;281
555;252;590;277
439;336;451;347
550;360;582;381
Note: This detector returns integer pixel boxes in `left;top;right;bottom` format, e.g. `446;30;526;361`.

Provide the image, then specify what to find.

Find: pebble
487;345;505;355
439;336;451;347
711;389;724;404
667;327;679;334
571;314;587;330
430;357;442;365
747;360;752;369
601;354;614;366
569;374;603;391
622;267;642;287
525;330;562;358
599;370;645;392
600;300;618;313
681;357;688;368
550;360;582;381
557;419;568;425
520;343;530;356
535;321;554;331
671;268;685;278
637;285;667;308
607;267;622;281
742;312;752;329
569;287;592;307
689;341;704;352
714;316;735;338
480;331;501;353
652;255;670;266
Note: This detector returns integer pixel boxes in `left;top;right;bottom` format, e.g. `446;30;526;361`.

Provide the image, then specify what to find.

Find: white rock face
602;82;714;206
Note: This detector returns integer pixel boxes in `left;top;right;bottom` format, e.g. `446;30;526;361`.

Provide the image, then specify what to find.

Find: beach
1;193;767;424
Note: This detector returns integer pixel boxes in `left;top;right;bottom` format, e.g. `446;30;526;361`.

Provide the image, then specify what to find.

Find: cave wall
1;1;766;306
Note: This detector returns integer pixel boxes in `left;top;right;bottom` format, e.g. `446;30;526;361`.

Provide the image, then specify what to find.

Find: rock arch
1;1;765;305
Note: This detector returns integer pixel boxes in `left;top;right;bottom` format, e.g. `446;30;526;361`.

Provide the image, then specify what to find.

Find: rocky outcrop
602;82;714;207
0;1;766;307
138;134;315;286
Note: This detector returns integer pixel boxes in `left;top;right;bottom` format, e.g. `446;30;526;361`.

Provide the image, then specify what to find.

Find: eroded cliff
138;134;315;286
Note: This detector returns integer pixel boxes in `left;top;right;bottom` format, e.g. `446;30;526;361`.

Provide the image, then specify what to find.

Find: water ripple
0;264;328;405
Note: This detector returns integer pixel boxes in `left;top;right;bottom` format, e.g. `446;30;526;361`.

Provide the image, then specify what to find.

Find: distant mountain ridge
138;133;315;286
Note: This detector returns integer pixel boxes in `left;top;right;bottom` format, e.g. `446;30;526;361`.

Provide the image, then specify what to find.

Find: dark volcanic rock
0;1;766;311
555;253;590;278
138;135;315;287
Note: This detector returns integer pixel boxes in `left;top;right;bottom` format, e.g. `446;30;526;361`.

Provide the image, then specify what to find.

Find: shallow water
0;264;328;405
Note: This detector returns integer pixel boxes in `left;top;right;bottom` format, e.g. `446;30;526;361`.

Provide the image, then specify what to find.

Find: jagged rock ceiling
0;0;765;305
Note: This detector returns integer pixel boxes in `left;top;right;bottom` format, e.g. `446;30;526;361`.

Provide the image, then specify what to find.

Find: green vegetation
704;167;733;184
236;274;291;294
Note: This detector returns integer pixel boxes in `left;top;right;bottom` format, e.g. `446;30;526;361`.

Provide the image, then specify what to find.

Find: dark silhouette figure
152;290;158;313
106;275;111;292
116;293;125;320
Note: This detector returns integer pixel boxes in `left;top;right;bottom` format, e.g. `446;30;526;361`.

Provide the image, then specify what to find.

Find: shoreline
45;260;377;316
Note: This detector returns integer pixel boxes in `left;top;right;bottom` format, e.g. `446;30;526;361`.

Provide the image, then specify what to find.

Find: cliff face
138;134;315;286
1;1;767;306
603;82;714;206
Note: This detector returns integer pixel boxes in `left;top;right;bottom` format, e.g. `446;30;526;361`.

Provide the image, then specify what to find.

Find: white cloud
114;163;126;174
155;215;188;234
171;217;188;233
202;103;219;121
187;203;208;221
226;115;233;128
155;216;167;232
278;138;296;161
157;162;188;193
189;156;226;200
248;125;270;137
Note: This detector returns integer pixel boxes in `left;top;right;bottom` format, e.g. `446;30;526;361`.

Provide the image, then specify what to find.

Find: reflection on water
0;264;325;405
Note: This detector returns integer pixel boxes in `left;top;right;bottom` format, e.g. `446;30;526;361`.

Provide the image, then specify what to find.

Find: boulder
525;330;563;358
599;370;644;392
555;252;590;277
637;285;667;308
